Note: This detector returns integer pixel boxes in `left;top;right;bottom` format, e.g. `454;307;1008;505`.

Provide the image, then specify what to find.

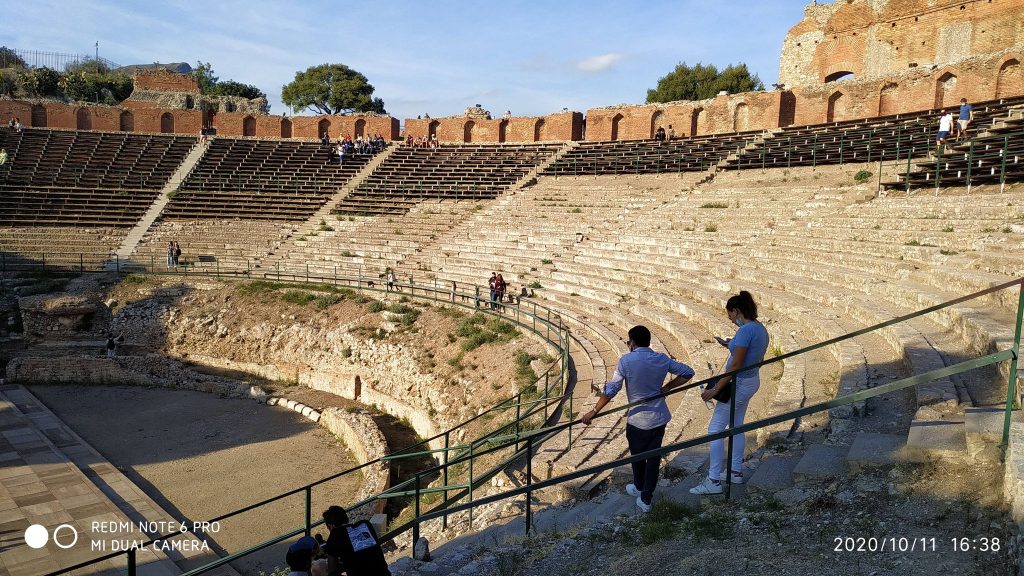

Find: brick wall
403;112;582;143
132;69;200;93
780;0;1024;88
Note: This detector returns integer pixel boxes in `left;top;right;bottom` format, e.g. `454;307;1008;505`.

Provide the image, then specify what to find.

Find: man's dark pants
626;423;666;504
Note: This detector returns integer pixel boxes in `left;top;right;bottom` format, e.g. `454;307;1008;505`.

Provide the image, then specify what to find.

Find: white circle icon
25;524;48;549
53;524;79;549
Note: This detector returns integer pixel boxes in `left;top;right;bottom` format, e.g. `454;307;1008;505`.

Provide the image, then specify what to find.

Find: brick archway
119;111;134;132
996;58;1023;99
31;104;46;127
878;83;899;116
826;92;845;123
281;118;292;139
610;113;623;141
498;120;508;143
354;119;366;138
160;112;174;134
464;120;475;143
317;118;331;139
690;108;704;137
732;103;749;132
76;108;91;130
650;110;664;139
428;120;440;140
934;72;958;109
533;119;545;142
243;116;256;137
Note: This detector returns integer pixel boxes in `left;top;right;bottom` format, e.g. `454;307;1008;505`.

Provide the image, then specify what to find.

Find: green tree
17;67;62;98
209;79;266;100
281;64;386;115
0;70;17;96
65;57;111;74
0;46;27;69
60;70;132;104
191;61;218;93
646;62;764;103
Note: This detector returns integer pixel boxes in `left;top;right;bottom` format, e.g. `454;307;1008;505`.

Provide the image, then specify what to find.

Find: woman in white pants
691;290;769;495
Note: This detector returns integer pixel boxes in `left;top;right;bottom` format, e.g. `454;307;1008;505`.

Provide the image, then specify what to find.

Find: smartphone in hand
714;336;729;346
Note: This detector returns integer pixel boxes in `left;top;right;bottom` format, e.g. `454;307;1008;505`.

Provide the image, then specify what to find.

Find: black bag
712;381;732;403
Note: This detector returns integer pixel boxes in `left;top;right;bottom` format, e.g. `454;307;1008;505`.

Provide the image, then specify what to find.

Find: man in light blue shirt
581;325;695;512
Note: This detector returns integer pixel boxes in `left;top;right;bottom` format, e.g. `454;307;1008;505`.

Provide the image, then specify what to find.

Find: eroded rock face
18;293;111;339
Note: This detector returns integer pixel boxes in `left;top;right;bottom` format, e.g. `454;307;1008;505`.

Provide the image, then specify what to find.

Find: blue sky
2;0;811;120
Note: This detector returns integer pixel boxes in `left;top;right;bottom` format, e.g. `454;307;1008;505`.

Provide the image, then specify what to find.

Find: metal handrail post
966;141;974;194
1000;135;1009;194
905;151;913;195
1002;280;1024;450
127;549;136;576
725;375;737;500
304;487;312;536
787;137;792;169
525;435;534;535
934;143;943;196
442;432;450;530
468;443;474;529
412;473;421;552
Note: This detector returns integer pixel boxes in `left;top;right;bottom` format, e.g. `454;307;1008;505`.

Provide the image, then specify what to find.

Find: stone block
793;444;849;483
846;433;907;473
905;418;966;462
746;455;800;493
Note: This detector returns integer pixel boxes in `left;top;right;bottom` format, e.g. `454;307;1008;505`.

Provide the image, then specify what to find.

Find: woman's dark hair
322;505;349;526
726;291;758;320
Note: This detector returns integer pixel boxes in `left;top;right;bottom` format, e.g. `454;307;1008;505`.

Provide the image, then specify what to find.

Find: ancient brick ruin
0;0;1021;143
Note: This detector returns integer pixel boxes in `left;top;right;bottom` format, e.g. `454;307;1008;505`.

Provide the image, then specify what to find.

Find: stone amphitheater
1;2;1024;575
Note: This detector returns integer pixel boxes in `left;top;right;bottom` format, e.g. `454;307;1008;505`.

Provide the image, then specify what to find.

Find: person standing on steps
691;290;769;495
581;325;695;513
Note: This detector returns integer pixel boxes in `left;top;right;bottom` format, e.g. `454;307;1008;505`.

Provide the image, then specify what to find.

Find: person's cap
288;536;318;554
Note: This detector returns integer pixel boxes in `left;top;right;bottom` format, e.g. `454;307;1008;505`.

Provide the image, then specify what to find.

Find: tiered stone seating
0;127;196;268
541;131;762;176
131;219;297;271
727;95;1024;171
0;227;126;270
890;111;1024;190
333;144;561;216
164;138;380;221
0;128;196;227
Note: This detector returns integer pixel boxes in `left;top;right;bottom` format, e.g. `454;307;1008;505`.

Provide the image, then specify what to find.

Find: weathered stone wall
18;293;111;340
4;355;267;399
318;408;390;517
132;69;200;93
780;0;1024;88
403;112;583;143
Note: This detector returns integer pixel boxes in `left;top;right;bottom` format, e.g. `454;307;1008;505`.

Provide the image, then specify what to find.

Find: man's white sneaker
635;496;652;513
625;483;641;497
689;477;723;495
730;470;745;485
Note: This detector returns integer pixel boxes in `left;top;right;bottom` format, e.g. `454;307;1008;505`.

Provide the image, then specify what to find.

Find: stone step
964;406;1009;460
792;444;849;484
745;454;800;493
905;409;967;462
845;432;908;472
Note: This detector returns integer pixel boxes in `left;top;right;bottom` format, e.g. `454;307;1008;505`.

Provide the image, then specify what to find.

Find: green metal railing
35;264;1024;575
37;264;571;576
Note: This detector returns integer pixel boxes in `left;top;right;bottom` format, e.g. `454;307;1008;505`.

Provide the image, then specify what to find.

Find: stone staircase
109;138;210;267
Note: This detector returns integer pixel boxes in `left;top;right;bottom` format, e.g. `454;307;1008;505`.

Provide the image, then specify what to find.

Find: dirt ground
29;384;362;575
467;458;1016;576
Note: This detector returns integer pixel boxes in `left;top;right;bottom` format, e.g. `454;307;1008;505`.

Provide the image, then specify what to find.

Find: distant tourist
956;97;973;142
667;124;675;139
321;505;391;576
936;110;954;152
405;134;413;147
503;110;512;120
450;280;457;302
105;333;124;358
285;535;319;576
0;148;7;166
488;272;498;310
166;241;176;269
199;126;208;144
581;325;695;512
690;291;769;495
173;242;182;267
386;268;397;292
495;274;507;311
321;133;331;146
654;126;666;141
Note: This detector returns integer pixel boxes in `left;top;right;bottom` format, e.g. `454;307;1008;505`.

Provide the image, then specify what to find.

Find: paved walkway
0;384;234;576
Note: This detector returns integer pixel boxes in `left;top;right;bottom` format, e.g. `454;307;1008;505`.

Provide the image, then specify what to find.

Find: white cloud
576;53;624;73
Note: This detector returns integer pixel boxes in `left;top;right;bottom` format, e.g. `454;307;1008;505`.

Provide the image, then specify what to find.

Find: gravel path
29;384;362;575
